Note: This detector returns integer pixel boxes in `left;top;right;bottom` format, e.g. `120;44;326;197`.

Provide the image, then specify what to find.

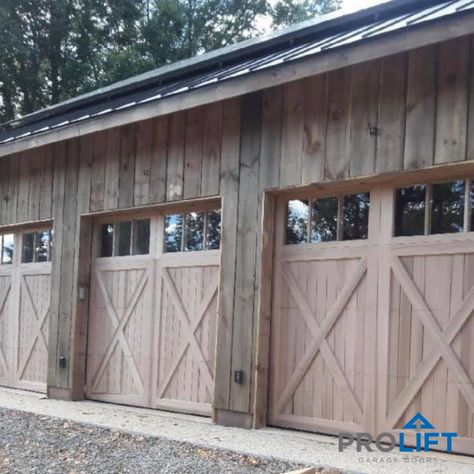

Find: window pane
184;212;204;251
101;224;114;257
286;200;309;244
206;209;221;250
342;193;370;240
133;219;150;255
1;234;14;264
311;197;338;243
164;214;183;252
431;180;464;235
116;221;132;256
22;233;34;263
35;231;50;262
395;185;426;237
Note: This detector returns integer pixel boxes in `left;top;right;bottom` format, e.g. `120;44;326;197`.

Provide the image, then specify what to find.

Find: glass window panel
35;230;50;262
342;193;370;240
116;221;132;256
133;219;150;255
164;214;183;253
22;232;34;263
395;185;426;237
184;212;204;251
311;197;338;243
206;209;221;250
101;224;114;257
286;200;309;244
431;180;464;235
1;234;14;264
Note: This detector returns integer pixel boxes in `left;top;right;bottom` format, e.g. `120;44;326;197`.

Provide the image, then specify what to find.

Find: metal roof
1;0;473;146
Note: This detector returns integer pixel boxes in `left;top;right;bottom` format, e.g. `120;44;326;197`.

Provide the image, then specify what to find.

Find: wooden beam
2;13;474;158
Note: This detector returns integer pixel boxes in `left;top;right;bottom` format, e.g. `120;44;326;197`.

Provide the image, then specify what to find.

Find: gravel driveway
0;408;304;473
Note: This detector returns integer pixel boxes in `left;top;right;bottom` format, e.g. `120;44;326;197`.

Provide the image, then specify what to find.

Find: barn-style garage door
269;177;474;454
0;228;52;392
86;206;220;416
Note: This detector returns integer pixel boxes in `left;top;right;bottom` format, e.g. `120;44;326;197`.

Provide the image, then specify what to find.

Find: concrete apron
0;387;472;474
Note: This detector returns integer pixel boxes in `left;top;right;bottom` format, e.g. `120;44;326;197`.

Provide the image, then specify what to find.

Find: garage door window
100;219;150;257
164;209;221;253
0;234;14;265
21;229;53;263
286;193;370;244
395;179;466;236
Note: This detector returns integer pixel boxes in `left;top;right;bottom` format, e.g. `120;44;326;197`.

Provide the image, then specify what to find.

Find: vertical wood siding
1;37;474;411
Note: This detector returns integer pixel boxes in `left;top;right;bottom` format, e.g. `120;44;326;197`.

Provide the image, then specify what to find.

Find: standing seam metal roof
1;0;473;145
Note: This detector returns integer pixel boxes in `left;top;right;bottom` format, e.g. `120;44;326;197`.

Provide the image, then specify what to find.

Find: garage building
0;0;474;455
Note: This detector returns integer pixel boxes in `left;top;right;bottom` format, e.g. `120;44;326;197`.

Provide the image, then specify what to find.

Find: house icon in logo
399;412;457;453
403;412;435;430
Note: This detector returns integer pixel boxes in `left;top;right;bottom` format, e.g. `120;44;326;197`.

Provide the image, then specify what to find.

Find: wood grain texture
230;92;261;413
325;67;352;180
404;46;437;170
214;97;241;411
349;61;380;177
435;37;469;164
376;53;407;173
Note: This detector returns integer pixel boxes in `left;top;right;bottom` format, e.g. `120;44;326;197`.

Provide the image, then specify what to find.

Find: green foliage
0;0;340;124
270;0;341;27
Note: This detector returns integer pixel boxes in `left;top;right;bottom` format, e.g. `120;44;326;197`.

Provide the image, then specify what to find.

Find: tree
270;0;341;27
0;0;341;124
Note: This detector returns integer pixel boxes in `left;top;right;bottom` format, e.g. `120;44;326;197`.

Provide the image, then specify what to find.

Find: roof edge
1;0;435;130
2;7;473;159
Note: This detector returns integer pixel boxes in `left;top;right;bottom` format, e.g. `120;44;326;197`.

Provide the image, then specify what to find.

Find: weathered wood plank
47;141;67;391
260;86;283;190
183;107;203;199
0;156;9;224
435;37;469;164
214;97;241;411
16;151;30;223
253;192;276;427
104;127;121;210
302;74;327;184
350;60;380;177
325;67;352;180
27;147;41;221
39;146;54;220
201;103;222;197
89;133;106;212
404;45;436;170
134;120;153;206
376;53;407;173
118;124;136;209
56;138;80;389
230;92;261;413
149;116;168;203
70;133;94;399
280;81;305;187
166;112;186;201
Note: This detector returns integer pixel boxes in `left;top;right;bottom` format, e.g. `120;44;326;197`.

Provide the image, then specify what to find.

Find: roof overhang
1;7;474;158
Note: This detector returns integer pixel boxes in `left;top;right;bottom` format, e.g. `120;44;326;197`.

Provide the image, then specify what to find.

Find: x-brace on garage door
86;206;220;416
269;179;474;455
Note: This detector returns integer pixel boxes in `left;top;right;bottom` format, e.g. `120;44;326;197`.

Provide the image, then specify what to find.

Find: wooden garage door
0;228;52;393
269;178;474;454
86;208;220;416
269;189;379;435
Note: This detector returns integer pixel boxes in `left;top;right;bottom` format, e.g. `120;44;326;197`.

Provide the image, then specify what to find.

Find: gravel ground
0;408;305;474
